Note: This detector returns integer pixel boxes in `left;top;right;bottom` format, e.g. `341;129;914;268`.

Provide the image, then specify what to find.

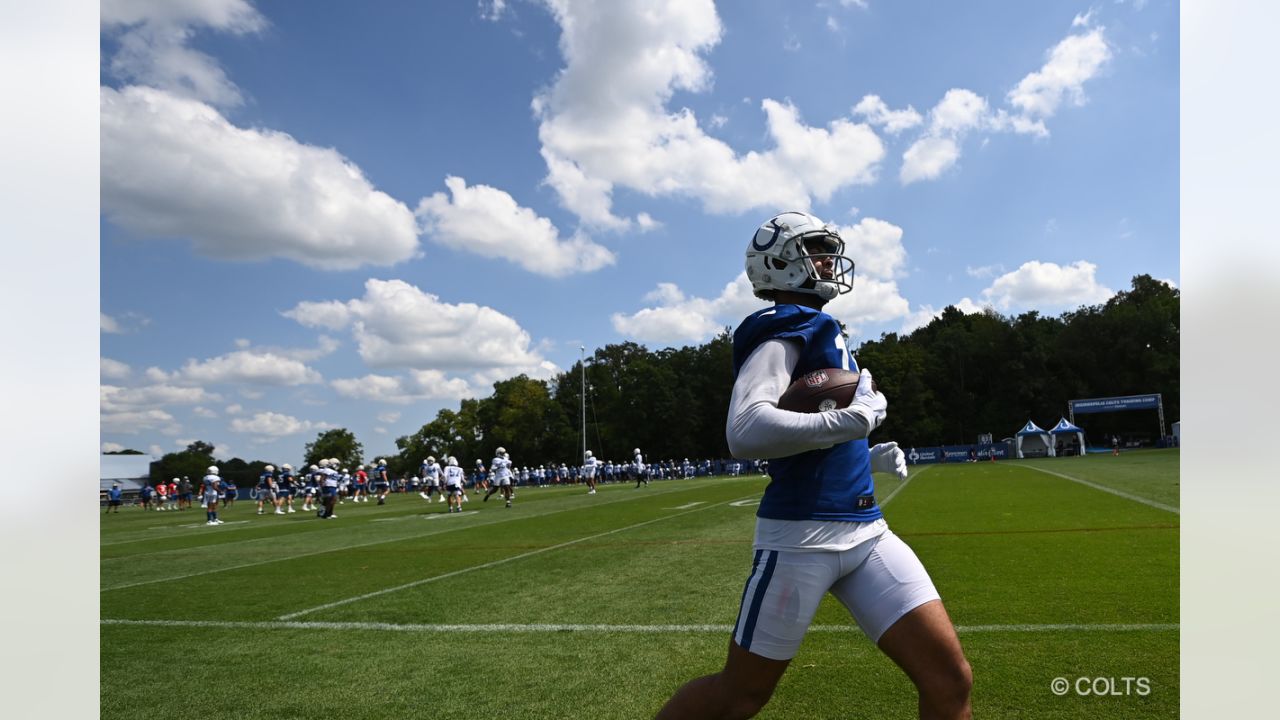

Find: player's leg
655;640;789;720
833;531;971;720
657;549;833;719
876;601;971;720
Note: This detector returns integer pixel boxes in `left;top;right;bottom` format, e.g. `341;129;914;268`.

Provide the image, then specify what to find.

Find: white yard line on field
879;464;931;507
101;618;1179;634
276;495;756;621
101;482;749;592
1019;464;1179;514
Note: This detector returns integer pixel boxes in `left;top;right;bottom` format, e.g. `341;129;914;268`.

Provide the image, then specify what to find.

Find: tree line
143;274;1177;484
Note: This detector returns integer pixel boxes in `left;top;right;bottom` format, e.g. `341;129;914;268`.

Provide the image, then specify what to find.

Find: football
777;368;866;413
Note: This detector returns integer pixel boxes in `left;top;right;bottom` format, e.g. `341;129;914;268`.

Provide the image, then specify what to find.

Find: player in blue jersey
256;464;277;515
373;459;391;505
657;212;970;719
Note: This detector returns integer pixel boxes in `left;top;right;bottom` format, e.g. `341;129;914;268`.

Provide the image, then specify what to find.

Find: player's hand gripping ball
777;368;873;413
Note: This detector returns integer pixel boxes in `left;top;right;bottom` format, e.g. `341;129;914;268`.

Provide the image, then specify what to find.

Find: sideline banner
1070;394;1160;414
906;443;1010;464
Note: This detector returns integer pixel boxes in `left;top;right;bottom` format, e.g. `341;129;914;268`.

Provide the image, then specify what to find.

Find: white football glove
870;441;908;480
846;368;887;433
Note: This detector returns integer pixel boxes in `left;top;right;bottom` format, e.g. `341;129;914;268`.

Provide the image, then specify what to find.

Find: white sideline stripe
1020;464;1179;514
880;465;931;507
277;495;754;621
101;619;1178;635
101;481;724;592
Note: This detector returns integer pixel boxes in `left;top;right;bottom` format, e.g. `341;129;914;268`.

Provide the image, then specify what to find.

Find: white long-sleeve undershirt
726;338;876;459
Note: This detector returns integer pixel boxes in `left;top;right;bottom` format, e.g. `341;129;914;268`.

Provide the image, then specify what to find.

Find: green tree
150;440;216;485
303;429;364;471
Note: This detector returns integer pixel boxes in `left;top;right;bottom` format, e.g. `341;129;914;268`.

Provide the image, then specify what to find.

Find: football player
442;456;466;513
633;448;648;488
656;212;970;719
373;459;391;505
583;450;599;494
256;464;276;515
353;465;368;502
201;466;223;526
278;464;296;513
420;456;443;502
483;447;514;507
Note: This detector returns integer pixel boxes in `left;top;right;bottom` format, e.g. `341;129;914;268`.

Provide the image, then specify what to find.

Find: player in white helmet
318;459;340;519
442;456;466;513
483;447;515;508
352;464;368;502
583;450;599;495
420;456;443;503
256;464;278;515
201;465;223;526
633;448;648;488
657;211;966;719
371;458;391;505
277;463;297;513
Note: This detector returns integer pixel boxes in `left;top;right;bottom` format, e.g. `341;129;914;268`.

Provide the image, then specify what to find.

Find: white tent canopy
1049;417;1086;458
1015;420;1054;458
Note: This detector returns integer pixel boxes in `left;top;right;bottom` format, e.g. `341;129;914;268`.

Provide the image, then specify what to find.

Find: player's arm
727;338;886;459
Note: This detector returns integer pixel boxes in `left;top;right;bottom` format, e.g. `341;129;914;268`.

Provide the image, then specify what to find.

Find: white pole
580;346;587;462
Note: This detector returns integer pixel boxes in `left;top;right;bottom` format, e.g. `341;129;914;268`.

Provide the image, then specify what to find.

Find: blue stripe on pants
738;550;779;651
732;550;764;641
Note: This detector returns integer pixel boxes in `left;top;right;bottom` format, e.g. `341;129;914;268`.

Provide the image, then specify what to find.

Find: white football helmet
745;211;853;302
496;447;507;457
309;464;319;471
207;466;219;475
634;448;641;455
585;450;593;458
426;456;435;464
448;456;459;467
283;463;293;471
265;464;275;472
318;458;330;468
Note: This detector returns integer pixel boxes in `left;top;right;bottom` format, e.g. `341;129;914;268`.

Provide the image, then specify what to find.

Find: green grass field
101;450;1179;719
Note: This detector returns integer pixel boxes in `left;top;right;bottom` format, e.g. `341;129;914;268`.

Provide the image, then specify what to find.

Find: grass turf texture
101;450;1178;718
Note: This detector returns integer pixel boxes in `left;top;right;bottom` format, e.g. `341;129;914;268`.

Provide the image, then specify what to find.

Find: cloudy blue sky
99;0;1178;464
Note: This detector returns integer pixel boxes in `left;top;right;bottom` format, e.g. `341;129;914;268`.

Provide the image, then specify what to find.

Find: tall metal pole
580;346;587;462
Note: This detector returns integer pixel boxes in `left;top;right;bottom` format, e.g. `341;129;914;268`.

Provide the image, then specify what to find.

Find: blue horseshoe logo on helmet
752;219;783;251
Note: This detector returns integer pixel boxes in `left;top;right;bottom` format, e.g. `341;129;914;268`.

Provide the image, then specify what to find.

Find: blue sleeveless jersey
732;304;881;523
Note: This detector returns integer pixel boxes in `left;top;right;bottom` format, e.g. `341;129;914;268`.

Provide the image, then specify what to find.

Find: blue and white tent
1049;417;1086;457
1015;420;1054;458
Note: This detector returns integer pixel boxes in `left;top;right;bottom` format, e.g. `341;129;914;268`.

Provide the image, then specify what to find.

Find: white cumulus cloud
980;260;1114;311
900;25;1110;184
852;95;923;135
101;85;421;270
152;350;323;386
331;370;475;405
415;176;615;277
1008;28;1111;120
101;0;267;108
230;411;329;437
101;358;131;379
284;279;558;380
533;0;885;224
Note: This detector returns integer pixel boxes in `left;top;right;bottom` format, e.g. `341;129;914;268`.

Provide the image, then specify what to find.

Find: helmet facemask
794;231;855;300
